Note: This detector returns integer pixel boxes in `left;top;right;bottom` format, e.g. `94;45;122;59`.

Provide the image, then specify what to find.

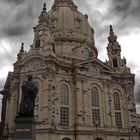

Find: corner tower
106;25;130;73
32;3;55;56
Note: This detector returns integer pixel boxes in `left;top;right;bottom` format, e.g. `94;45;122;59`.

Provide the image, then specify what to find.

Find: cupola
52;0;77;10
48;0;95;46
38;3;49;24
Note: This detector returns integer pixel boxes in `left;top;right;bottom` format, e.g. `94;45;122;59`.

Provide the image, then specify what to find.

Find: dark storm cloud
0;0;42;38
0;4;34;37
2;25;28;36
0;0;54;39
111;0;140;19
106;0;140;34
4;0;26;5
112;0;132;14
75;0;140;39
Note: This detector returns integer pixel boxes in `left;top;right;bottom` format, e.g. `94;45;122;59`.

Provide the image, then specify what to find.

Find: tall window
113;92;120;110
83;47;89;59
113;92;122;128
115;112;122;128
60;84;69;126
60;107;69;126
92;109;100;127
91;87;100;127
51;19;57;28
60;85;69;105
35;39;40;48
91;87;99;107
75;19;81;29
113;58;118;67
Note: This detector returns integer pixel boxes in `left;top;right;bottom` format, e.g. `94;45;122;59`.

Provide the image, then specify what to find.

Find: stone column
74;77;84;126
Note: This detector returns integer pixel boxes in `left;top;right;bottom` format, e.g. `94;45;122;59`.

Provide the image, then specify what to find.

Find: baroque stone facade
0;0;140;140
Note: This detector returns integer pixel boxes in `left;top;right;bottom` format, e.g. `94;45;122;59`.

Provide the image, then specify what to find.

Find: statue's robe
19;80;38;117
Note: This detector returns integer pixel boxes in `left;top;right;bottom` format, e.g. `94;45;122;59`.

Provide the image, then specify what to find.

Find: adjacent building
0;0;140;140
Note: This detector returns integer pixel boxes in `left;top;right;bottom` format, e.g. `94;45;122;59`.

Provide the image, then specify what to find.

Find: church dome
48;0;95;46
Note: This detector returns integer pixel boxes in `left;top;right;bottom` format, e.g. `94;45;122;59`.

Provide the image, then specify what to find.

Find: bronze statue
18;74;38;117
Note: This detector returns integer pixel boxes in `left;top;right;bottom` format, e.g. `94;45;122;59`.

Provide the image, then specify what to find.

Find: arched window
60;85;69;105
75;19;81;29
51;19;56;28
91;87;100;127
91;87;99;107
113;58;118;67
35;39;40;48
60;84;69;126
113;92;122;128
83;47;89;59
113;92;120;110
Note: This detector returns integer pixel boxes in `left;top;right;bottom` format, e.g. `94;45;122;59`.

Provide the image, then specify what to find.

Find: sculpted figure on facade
18;74;38;117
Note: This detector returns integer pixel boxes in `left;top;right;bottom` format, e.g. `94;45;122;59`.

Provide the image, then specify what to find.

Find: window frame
75;18;82;29
60;107;69;126
113;58;118;67
113;92;121;110
51;18;57;28
115;112;122;129
35;39;41;48
92;109;100;127
60;84;69;126
91;86;101;127
60;84;69;106
91;87;99;107
83;47;90;59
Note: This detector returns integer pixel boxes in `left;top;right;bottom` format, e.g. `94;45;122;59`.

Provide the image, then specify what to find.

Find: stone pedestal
14;117;35;140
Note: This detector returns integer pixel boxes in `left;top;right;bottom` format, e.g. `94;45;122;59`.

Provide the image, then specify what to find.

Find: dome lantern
38;3;49;24
52;0;77;10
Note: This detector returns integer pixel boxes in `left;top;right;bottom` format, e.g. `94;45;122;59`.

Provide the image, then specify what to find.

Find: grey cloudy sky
0;0;140;118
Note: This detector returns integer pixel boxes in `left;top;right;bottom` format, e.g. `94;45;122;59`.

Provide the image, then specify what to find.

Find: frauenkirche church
0;0;140;140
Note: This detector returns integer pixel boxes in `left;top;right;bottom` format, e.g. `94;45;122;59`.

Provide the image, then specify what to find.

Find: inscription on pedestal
14;117;35;140
16;129;31;132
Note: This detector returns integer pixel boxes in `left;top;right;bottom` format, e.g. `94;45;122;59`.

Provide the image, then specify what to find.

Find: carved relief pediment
29;60;46;71
20;58;46;72
74;58;113;79
76;59;113;73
